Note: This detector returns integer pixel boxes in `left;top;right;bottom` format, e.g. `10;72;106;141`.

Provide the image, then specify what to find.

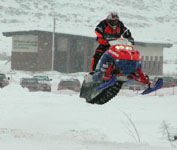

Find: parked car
33;75;52;92
58;78;81;92
20;78;39;92
153;76;177;88
0;73;9;88
33;75;52;82
20;77;51;92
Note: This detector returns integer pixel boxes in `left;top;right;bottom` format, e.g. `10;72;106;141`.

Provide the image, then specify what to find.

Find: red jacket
95;19;133;45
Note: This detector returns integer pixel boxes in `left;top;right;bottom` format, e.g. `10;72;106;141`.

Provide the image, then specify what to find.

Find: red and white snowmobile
80;38;163;104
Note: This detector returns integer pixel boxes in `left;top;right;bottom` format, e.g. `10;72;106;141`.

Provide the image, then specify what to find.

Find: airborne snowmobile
80;38;163;105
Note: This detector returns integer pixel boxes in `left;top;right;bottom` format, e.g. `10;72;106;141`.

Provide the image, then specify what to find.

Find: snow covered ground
0;1;177;149
0;64;177;150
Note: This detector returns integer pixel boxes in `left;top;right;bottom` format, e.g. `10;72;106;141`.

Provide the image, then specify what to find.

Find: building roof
3;30;52;37
135;41;172;48
2;30;173;48
2;30;94;40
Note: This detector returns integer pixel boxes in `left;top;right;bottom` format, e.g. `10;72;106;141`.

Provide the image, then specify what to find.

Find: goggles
109;20;118;26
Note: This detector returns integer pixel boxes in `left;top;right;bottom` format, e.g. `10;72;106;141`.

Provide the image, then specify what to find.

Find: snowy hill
0;0;177;61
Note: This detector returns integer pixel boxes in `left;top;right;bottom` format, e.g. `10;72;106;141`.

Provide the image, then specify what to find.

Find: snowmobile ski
141;78;163;95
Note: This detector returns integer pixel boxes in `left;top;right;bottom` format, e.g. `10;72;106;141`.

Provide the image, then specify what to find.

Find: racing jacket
95;19;133;45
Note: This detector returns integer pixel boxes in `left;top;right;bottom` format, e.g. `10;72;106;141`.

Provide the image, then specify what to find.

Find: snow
0;60;11;73
0;1;177;149
0;69;177;150
163;63;177;75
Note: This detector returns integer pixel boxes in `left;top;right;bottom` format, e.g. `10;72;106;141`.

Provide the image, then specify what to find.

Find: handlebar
108;38;132;46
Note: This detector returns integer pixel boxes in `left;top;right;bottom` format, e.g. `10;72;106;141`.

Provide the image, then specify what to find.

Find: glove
128;37;134;45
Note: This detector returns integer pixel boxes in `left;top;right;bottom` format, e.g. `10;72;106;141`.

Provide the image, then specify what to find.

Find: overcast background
0;0;177;63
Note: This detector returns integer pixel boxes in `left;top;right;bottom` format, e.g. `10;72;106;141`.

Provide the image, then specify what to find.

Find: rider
90;12;134;71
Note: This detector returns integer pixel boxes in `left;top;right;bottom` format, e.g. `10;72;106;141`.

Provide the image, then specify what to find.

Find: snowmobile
80;38;163;105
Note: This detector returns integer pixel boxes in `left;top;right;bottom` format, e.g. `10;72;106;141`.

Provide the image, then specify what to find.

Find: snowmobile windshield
109;38;131;46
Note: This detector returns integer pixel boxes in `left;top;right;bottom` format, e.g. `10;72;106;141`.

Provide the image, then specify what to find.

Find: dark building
3;30;172;75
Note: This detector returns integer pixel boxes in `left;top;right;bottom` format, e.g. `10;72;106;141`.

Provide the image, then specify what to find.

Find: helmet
107;12;119;30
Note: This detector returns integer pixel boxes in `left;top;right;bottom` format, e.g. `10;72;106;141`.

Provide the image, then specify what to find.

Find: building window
155;56;158;61
150;56;153;61
145;56;149;61
57;37;68;52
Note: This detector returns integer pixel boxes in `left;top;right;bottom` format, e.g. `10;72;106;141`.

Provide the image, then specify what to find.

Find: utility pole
51;16;56;71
